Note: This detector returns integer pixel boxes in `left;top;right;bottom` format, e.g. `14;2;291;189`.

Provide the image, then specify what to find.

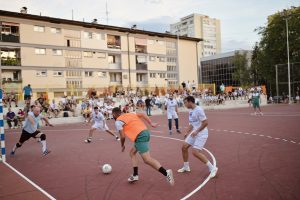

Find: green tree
253;6;300;95
232;51;251;87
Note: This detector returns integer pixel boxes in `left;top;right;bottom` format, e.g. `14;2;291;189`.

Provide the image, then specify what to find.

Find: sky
1;0;299;52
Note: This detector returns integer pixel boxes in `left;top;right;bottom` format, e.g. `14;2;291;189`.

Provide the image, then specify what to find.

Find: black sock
158;167;167;176
133;167;138;176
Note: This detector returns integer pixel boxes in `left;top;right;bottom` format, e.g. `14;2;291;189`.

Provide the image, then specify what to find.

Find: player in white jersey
165;94;181;134
84;107;119;143
177;96;218;178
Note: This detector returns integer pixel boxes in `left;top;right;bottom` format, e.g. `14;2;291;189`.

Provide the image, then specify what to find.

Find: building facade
170;13;221;58
0;9;201;100
200;50;252;91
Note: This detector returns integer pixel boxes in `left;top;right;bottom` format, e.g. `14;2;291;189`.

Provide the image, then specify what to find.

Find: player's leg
10;130;31;155
85;127;96;143
168;118;172;134
128;147;139;182
178;142;191;172
136;130;174;185
174;118;181;133
35;131;50;155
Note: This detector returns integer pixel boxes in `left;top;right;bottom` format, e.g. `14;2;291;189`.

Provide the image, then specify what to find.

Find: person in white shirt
165;94;181;135
84;107;119;143
177;96;218;178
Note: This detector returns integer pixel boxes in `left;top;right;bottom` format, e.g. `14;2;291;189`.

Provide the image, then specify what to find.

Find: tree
253;6;300;95
232;51;251;87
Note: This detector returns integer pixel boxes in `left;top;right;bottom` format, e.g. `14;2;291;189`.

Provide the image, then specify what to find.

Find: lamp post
285;18;291;104
126;25;137;91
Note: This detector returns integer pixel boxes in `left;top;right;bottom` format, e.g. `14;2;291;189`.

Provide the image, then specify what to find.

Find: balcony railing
1;58;21;66
108;63;121;69
136;63;148;71
2;78;22;84
0;34;20;43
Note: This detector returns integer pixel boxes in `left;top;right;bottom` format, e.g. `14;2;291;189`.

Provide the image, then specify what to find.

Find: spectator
145;96;152;116
49;99;60;118
23;84;32;104
8;91;18;107
17;109;25;128
6;107;18;129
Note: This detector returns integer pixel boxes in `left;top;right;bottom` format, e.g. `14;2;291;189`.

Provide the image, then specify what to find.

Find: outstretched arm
136;113;158;128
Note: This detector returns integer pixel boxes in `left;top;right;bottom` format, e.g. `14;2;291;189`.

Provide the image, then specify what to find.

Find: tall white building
170;13;221;58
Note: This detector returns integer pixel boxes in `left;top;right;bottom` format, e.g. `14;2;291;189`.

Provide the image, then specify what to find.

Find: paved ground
1;104;300;200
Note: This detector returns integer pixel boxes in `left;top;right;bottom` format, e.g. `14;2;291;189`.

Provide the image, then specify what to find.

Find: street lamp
285;17;291;104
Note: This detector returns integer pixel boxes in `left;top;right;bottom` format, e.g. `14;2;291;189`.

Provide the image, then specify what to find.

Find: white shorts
167;111;178;119
92;122;109;131
185;129;208;150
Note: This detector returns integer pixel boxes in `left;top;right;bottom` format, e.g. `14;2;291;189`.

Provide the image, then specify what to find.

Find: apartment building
170;13;221;58
0;9;201;100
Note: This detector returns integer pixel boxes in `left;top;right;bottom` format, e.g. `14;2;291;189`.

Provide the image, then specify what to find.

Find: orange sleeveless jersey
117;113;147;141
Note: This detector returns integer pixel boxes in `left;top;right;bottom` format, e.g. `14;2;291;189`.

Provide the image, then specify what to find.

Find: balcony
136;63;148;71
1;34;20;43
108;54;122;69
1;58;21;66
135;45;147;53
2;78;22;84
108;63;121;69
107;35;121;49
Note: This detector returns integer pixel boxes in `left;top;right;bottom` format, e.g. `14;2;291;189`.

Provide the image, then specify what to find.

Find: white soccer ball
102;164;112;174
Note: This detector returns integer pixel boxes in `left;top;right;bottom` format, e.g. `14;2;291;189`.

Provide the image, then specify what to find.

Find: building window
36;70;47;77
52;49;62;56
35;48;46;55
136;74;144;82
97;72;107;78
150;73;156;78
33;25;45;32
84;32;93;39
159;57;166;62
66;71;82;77
50;27;61;34
83;51;93;58
53;71;63;77
107;35;121;49
66;39;80;47
158;73;166;78
149;56;156;61
85;71;93;77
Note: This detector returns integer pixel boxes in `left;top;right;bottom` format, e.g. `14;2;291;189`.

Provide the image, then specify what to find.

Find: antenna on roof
20;7;27;14
72;9;74;20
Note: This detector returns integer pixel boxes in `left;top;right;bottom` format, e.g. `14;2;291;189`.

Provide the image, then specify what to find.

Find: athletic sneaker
115;136;120;141
166;169;175;186
209;167;218;178
169;130;172;135
176;130;181;134
128;175;139;182
84;138;92;143
43;149;51;156
177;167;191;173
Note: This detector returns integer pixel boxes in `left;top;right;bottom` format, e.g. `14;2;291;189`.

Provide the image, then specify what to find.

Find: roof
0;10;202;42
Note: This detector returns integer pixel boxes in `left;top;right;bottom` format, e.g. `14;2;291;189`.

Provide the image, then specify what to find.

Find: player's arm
184;124;193;139
136;113;158;128
28;115;35;125
191;119;208;137
119;129;126;152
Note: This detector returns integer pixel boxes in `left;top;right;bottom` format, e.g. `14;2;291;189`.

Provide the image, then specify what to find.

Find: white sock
206;161;214;171
41;140;47;152
184;162;189;169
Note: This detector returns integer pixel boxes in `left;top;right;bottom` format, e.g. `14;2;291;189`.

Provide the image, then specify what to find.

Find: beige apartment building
0;9;201;100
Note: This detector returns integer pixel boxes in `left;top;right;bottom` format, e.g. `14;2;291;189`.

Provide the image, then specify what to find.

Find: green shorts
134;130;150;154
252;101;260;108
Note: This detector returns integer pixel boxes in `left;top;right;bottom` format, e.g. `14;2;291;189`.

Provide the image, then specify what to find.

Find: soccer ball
102;164;112;174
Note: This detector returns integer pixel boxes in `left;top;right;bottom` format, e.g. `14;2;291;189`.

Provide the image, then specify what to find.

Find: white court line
275;138;280;140
291;141;296;144
267;136;273;138
259;135;264;137
3;161;56;200
252;134;257;136
282;139;288;142
151;134;217;200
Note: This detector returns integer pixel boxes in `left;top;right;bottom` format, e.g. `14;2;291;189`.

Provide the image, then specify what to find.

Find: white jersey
189;106;208;135
165;99;178;119
92;112;105;123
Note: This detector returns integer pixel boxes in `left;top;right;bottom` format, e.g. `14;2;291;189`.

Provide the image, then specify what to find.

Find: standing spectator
17;109;25;128
23;84;32;104
191;80;196;91
145;96;152;116
165;94;181;135
6;107;18;129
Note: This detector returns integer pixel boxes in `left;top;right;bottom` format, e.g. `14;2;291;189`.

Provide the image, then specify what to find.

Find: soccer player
177;96;218;178
165;94;181;134
84;107;119;143
112;107;174;186
252;87;263;116
10;106;53;156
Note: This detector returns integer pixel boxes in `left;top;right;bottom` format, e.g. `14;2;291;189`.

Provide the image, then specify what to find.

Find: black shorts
19;129;41;143
24;95;31;100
